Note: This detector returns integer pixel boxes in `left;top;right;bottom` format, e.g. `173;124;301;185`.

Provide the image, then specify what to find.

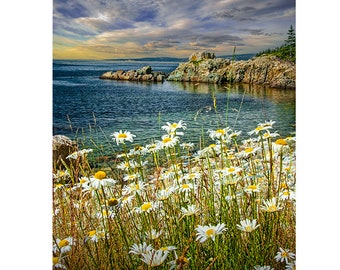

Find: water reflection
169;81;295;104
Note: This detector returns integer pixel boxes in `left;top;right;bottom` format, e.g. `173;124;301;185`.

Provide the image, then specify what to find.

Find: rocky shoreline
99;51;295;89
99;65;166;82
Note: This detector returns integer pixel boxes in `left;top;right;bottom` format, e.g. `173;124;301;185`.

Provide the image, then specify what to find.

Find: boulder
52;135;78;170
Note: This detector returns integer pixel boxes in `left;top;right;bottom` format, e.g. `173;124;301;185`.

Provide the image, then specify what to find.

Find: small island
99;51;295;89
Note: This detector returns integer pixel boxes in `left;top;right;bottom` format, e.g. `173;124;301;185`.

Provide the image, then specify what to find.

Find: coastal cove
53;59;295;156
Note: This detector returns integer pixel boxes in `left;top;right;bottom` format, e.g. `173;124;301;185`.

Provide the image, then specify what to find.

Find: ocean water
53;59;295;154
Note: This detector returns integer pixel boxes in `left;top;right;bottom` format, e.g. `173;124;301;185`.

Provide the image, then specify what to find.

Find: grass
53;118;296;269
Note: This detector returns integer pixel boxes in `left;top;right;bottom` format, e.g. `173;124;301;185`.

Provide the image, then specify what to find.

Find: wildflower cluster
53;120;295;269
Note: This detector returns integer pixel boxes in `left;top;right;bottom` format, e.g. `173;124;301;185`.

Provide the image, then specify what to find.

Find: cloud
53;0;295;59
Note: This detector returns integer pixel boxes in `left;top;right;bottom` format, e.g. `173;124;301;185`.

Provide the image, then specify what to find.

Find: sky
53;0;295;59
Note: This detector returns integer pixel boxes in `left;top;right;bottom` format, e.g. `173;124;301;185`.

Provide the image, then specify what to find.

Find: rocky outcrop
167;52;295;89
100;65;166;82
52;135;78;170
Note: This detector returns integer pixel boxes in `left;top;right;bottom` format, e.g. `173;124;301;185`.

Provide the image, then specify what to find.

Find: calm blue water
53;60;295;152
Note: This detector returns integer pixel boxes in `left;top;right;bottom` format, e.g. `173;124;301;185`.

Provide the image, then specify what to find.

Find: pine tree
284;25;296;61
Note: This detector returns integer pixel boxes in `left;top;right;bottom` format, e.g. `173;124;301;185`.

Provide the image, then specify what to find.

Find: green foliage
256;25;296;62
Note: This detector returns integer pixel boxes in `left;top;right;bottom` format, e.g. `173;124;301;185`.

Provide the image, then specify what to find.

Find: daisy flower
141;249;169;267
274;247;295;264
181;204;199;217
123;173;140;182
146;229;163;240
279;189;296;201
260;197;283;212
161;120;187;134
183;172;201;182
248;121;275;135
224;166;242;175
122;181;147;196
66;148;93;159
261;131;280;140
178;183;194;194
146;143;161;154
111;130;136;145
208;127;231;141
89;171;117;189
54;237;74;254
156;188;175;201
160;246;177;253
53;256;66;269
158;134;179;148
86;229;105;242
285;261;296;270
195;223;227;243
244;184;261;194
136;201;159;214
129;242;153;255
238;147;262;158
253;266;274;270
236;219;260;233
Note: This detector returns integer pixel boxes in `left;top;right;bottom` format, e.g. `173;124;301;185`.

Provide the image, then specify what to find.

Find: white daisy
129;242;153;255
111;130;136;145
274;247;295;264
157;134;179;148
260;197;283;212
161;120;186;134
145;229;163;240
253;266;274;270
181;204;199;216
54;237;74;254
141;249;169;267
66;148;93;159
236;219;260;233
195;223;227;243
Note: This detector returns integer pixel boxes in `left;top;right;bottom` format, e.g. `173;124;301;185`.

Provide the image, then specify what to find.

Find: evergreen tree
255;25;296;62
284;25;296;61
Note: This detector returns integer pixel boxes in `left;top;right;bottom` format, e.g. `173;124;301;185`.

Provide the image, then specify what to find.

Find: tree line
256;25;296;63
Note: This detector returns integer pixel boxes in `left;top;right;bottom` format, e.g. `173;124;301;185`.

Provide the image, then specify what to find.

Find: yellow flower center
280;182;288;189
108;198;118;206
182;184;190;189
209;144;216;148
94;171;106;180
228;167;235;173
141;202;152;211
275;138;287;145
88;230;96;237
55;184;63;188
160;247;169;251
245;225;252;232
162;137;172;143
205;228;215;238
58;239;69;248
267;205;277;212
118;133;128;139
245;147;253;153
216;129;225;135
79;178;87;184
248;185;258;190
255;126;263;131
171;123;178;129
282;251;288;257
53;257;59;265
